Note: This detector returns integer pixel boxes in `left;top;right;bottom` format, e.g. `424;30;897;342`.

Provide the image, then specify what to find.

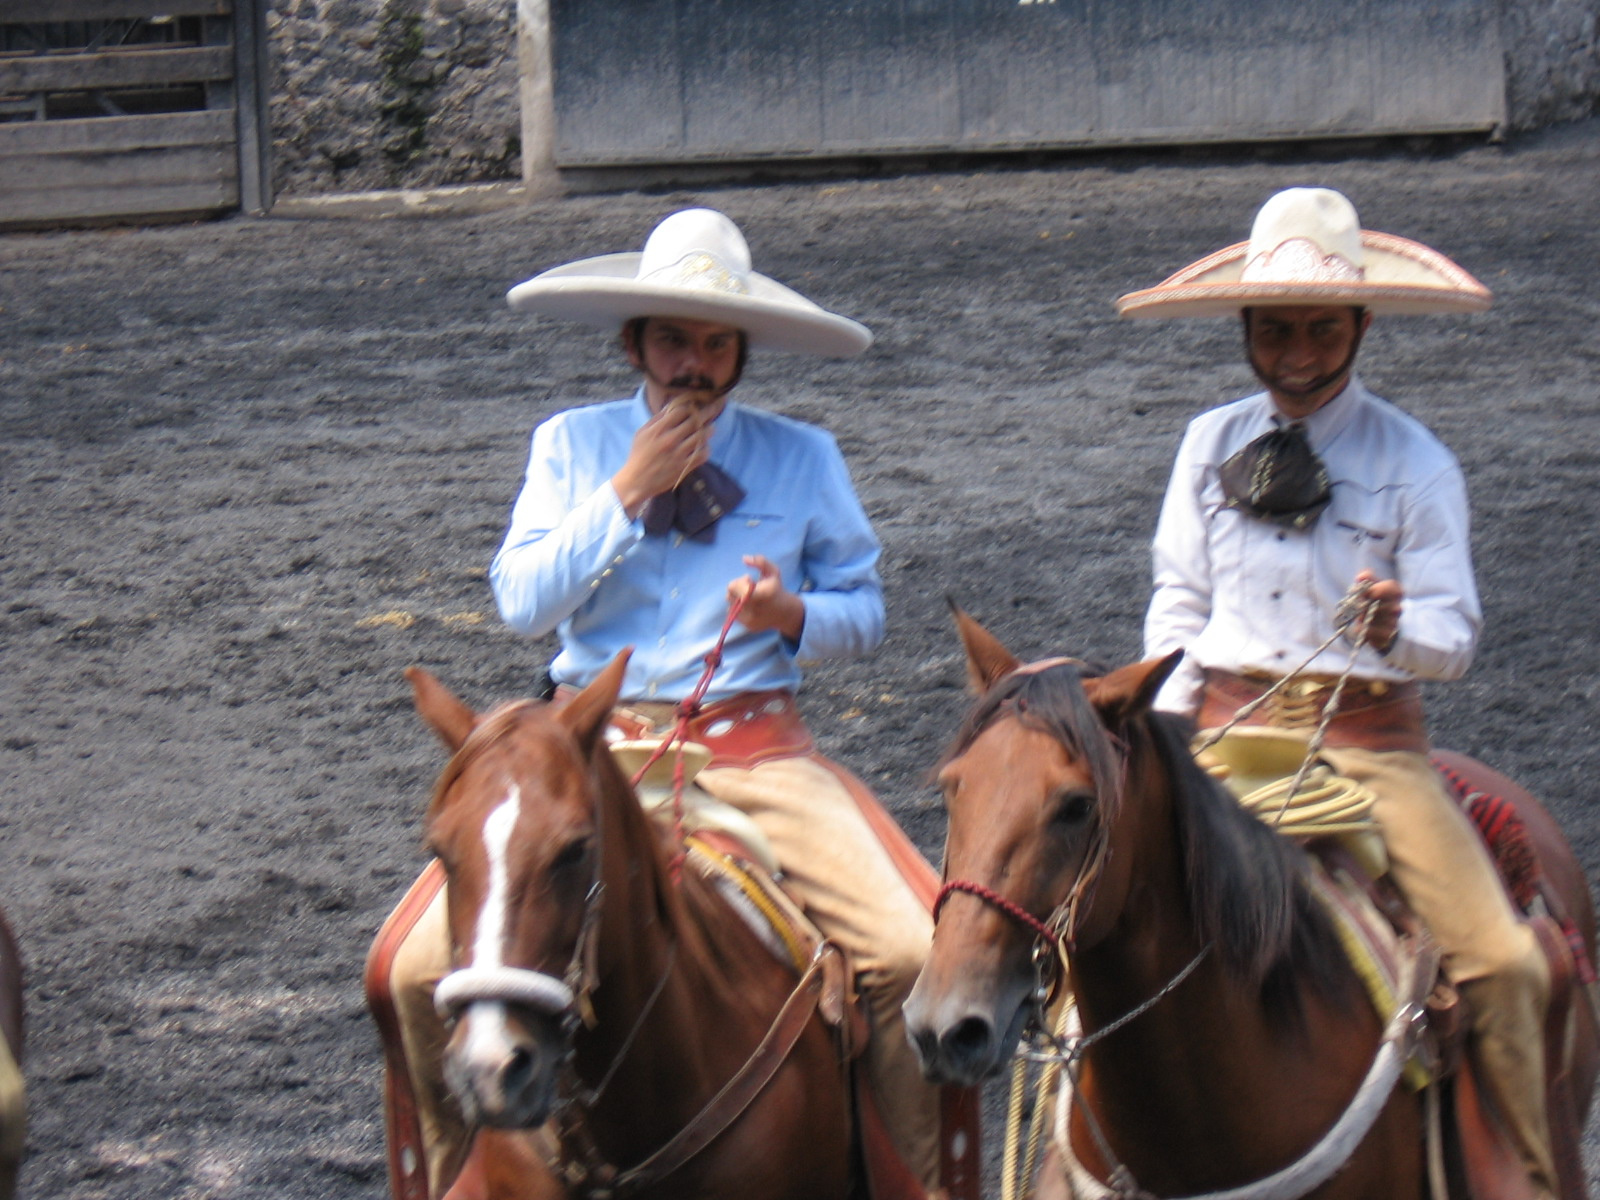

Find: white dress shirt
1145;376;1481;716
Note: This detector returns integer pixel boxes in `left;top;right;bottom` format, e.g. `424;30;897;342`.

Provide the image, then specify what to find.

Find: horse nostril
945;1016;994;1063
500;1044;536;1097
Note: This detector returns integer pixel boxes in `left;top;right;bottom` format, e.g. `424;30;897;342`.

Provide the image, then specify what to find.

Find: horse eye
550;837;592;873
1050;790;1094;828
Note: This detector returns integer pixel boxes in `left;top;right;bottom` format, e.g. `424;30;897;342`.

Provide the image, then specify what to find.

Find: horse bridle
931;660;1125;1004
429;701;609;1035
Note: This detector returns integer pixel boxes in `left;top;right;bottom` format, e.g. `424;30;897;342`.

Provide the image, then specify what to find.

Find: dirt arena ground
2;119;1599;1198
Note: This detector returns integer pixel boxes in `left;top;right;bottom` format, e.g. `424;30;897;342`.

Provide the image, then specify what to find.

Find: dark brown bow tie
641;463;745;543
1218;422;1331;530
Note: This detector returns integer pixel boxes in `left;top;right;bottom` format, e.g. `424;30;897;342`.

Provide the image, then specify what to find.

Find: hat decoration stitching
640;251;749;296
1241;238;1365;285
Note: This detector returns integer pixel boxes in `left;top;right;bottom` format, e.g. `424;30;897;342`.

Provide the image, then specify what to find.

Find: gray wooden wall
0;0;270;227
547;0;1507;167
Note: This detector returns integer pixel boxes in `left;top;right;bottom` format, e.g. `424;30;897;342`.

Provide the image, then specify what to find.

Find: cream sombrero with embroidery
1116;187;1492;319
506;207;872;357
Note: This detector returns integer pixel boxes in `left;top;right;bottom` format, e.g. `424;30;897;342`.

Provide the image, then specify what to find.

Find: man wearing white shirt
370;209;944;1199
1119;188;1555;1199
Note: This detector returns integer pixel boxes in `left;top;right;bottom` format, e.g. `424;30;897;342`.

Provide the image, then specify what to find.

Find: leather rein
435;592;837;1197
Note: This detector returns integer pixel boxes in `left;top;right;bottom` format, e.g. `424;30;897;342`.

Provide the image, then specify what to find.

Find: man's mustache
668;374;718;391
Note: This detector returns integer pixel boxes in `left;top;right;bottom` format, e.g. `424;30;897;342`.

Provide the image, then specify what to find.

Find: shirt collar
1256;374;1369;449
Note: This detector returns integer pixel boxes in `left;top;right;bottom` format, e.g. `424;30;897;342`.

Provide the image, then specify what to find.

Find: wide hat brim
506;252;873;358
1116;231;1492;319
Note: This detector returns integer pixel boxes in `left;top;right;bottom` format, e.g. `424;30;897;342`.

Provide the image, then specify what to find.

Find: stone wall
269;0;520;196
1503;0;1600;131
267;0;1600;198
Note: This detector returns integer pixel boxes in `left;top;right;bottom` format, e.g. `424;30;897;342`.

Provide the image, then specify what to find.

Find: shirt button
647;682;658;697
1275;650;1286;659
669;588;680;599
657;637;667;648
1271;591;1282;600
673;534;684;547
1276;532;1287;542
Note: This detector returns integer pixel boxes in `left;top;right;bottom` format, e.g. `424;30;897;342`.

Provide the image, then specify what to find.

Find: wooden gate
0;0;270;228
546;0;1507;167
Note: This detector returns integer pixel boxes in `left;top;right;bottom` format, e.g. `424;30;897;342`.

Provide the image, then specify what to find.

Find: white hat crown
635;208;753;297
1240;188;1365;285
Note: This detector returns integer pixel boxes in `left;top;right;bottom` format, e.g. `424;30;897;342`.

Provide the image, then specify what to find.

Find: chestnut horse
408;651;853;1200
0;906;23;1200
904;612;1598;1200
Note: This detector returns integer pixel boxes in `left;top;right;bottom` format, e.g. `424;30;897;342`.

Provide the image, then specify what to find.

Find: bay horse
0;906;22;1200
903;611;1598;1200
408;650;853;1200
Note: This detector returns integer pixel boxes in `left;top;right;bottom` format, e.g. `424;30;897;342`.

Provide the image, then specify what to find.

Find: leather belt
1199;668;1430;755
557;687;816;771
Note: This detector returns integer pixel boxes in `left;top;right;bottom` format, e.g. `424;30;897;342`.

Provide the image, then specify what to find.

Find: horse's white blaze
459;788;520;1066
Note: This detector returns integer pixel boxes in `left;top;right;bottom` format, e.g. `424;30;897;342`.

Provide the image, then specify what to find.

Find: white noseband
434;966;575;1019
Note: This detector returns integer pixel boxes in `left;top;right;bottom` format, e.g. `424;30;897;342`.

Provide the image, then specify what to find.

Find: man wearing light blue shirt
490;384;885;701
374;209;945;1198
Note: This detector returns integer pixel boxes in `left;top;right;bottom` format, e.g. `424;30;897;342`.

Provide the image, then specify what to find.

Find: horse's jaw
443;1001;565;1129
902;949;1034;1087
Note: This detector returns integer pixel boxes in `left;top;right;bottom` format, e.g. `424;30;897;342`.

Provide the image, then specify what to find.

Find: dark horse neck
570;749;809;1172
1065;714;1407;1196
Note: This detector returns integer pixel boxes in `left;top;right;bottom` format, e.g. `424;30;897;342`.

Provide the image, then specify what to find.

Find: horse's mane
947;662;1357;1026
1137;710;1356;1022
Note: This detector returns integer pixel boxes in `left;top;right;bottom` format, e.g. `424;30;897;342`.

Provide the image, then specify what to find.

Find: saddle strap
580;943;836;1196
1530;916;1586;1200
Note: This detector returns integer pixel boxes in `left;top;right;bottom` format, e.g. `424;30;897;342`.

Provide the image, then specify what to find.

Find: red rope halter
933;878;1059;946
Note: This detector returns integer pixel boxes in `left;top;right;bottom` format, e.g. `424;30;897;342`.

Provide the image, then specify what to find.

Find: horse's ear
1086;650;1184;727
950;602;1022;693
405;666;478;752
559;648;631;756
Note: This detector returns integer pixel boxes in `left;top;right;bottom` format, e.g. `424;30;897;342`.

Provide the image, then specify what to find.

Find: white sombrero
1116;187;1492;319
506;208;873;357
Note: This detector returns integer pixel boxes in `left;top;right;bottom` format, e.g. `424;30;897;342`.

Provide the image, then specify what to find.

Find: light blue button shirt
490;390;885;702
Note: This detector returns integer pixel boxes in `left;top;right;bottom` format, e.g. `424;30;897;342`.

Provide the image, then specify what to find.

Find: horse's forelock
425;700;574;825
941;663;1127;822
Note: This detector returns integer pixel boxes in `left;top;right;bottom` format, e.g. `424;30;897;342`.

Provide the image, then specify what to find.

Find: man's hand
1345;568;1401;653
611;400;713;517
727;555;805;642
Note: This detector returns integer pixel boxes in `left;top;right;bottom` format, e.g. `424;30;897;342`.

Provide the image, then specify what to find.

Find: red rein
628;591;750;882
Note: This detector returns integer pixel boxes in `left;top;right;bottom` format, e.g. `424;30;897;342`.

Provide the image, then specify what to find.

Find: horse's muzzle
444;1000;563;1128
902;970;1032;1088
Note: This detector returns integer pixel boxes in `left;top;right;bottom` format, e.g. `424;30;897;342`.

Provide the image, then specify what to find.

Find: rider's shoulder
534;396;639;440
733;404;844;460
1346;387;1460;473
